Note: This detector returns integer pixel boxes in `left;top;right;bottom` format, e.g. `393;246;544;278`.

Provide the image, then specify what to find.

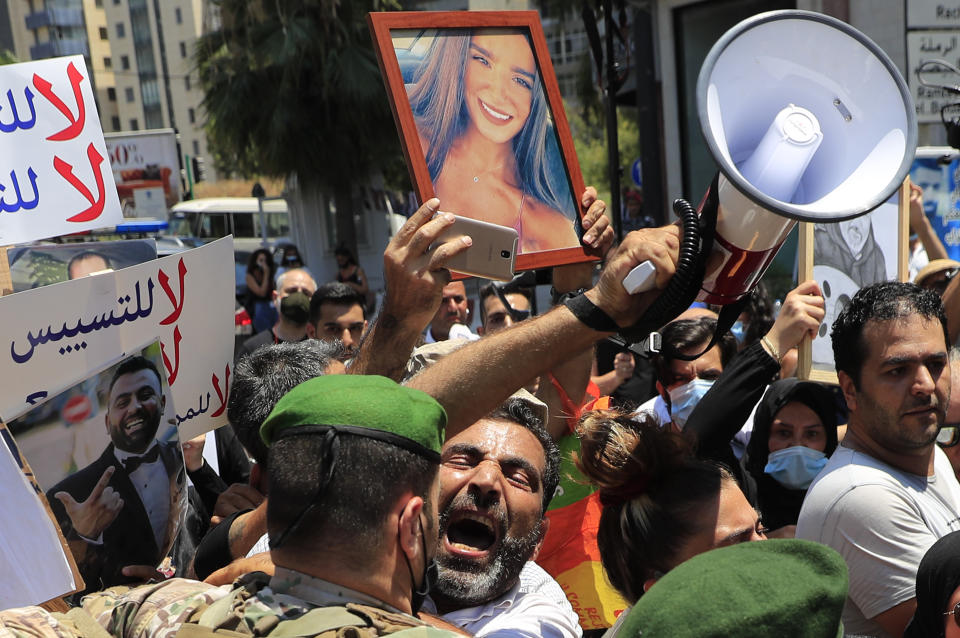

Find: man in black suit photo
46;355;185;594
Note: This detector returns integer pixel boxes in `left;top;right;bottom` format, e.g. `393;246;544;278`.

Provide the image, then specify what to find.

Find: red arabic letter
55;144;106;222
158;258;187;325
210;364;231;418
160;325;183;385
32;62;86;141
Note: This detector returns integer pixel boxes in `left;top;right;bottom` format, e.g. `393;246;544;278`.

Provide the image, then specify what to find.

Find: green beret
619;539;848;638
260;375;447;460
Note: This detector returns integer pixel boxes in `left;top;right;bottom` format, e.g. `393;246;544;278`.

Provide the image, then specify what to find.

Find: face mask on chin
763;445;828;490
668;378;715;429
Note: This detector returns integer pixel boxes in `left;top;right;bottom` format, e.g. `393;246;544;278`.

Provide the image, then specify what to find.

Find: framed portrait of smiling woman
369;11;591;271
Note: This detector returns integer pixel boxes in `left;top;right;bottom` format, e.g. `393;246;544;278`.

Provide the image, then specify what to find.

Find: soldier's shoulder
82;577;232;638
0;605;88;638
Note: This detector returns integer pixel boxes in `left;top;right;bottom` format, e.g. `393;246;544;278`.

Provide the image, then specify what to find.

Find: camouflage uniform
0;569;461;638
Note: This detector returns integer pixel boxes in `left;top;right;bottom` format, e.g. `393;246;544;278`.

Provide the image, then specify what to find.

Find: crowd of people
2;180;960;638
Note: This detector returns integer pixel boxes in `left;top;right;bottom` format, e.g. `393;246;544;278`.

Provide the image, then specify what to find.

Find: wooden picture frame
797;179;910;384
368;11;594;272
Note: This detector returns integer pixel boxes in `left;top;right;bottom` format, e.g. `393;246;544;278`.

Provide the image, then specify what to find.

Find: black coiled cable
617;186;714;347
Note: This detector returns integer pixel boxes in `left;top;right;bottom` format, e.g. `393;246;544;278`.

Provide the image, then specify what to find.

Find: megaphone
622;10;916;312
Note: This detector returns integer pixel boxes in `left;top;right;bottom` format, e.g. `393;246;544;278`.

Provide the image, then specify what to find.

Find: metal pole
633;2;665;225
604;0;622;242
258;197;268;247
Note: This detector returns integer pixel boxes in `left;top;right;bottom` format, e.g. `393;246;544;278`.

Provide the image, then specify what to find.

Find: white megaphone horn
622;10;916;310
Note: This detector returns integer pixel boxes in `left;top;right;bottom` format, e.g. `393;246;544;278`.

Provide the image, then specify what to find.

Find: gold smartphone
430;214;518;281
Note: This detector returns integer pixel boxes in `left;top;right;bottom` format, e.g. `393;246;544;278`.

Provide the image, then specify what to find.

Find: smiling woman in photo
406;28;579;253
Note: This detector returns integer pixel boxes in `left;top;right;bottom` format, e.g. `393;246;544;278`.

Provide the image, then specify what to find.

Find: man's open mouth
444;510;499;557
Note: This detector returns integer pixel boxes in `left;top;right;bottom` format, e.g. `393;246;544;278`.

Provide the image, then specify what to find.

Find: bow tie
122;445;160;473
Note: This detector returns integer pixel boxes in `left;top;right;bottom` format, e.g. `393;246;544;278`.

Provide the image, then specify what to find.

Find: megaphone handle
622;260;657;295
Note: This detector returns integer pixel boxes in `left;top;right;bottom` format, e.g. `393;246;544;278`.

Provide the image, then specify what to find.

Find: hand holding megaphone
591;224;681;327
618;10;915;313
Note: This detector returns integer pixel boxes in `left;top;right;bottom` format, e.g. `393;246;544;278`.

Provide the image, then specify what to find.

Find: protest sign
7;342;186;595
0;237;234;439
0;421;81;609
0;56;122;245
7;239;157;292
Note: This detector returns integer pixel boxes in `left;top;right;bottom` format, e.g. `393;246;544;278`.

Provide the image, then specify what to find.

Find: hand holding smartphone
428;214;518;281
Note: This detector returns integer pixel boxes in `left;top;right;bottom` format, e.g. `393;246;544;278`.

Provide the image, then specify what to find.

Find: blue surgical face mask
763;446;828;490
730;320;747;344
668;378;714;429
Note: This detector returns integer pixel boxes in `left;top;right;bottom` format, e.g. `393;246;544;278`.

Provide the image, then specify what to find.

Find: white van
169;197;291;246
168;197;292;298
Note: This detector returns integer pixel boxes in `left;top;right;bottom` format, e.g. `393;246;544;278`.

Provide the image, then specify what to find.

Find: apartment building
1;0;215;179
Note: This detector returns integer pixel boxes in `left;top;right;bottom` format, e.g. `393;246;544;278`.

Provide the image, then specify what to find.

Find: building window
179;41;186;58
95;0;103;6
98;27;108;40
103;56;111;69
184;75;191;90
188;107;195;124
125;87;134;102
129;119;139;130
121;55;129;70
116;23;125;38
175;7;182;24
192;139;200;155
110;115;120;130
107;87;116;101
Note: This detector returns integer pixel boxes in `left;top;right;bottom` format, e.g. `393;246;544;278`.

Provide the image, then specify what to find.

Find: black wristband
551;286;588;306
563;293;619;332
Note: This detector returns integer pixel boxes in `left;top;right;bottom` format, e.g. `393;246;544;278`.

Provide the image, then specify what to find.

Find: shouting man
427;397;580;637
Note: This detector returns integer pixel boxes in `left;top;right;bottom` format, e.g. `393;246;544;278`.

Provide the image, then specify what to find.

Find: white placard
0;56;122;244
907;30;960;123
0;237;234;439
908;0;960;29
0;431;76;609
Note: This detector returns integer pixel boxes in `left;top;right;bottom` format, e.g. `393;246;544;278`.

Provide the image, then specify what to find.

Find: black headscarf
905;531;960;638
742;378;838;531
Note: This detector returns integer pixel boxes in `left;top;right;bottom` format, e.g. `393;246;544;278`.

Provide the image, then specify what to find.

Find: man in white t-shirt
797;282;960;638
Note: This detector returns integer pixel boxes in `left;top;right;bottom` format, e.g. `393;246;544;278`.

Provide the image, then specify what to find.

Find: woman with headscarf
905;530;960;638
742;378;839;531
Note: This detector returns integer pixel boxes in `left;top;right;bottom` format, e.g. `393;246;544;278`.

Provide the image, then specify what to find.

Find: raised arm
349;198;470;380
910;182;949;262
535;187;616;440
685;280;825;461
407;225;680;436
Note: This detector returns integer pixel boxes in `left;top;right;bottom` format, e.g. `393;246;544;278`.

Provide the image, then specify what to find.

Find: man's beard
431;493;543;608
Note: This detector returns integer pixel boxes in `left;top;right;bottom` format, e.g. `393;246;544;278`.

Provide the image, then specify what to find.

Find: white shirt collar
113;440;159;463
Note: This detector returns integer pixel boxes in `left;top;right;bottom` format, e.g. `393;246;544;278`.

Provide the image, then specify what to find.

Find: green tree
196;0;401;255
566;96;640;207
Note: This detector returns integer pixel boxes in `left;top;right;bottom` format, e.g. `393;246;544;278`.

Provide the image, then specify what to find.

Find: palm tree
196;0;400;256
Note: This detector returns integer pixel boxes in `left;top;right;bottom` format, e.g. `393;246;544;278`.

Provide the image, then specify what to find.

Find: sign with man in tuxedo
7;347;185;595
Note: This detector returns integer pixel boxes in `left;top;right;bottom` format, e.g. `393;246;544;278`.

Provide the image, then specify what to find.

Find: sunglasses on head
937;426;960;448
